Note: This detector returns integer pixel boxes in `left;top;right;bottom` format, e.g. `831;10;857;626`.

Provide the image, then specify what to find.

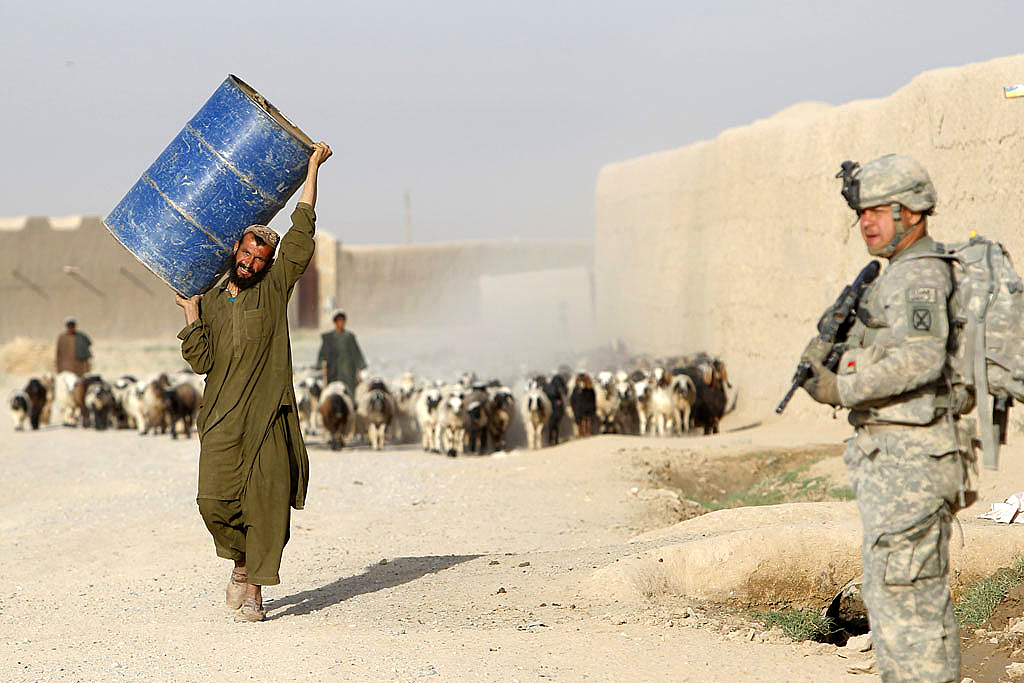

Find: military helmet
837;154;936;213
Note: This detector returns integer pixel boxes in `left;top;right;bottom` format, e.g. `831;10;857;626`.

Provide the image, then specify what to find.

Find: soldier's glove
800;337;841;407
803;363;840;406
800;336;832;366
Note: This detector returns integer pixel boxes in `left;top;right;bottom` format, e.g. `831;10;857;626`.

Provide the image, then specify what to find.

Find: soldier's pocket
843;430;878;468
876;508;947;585
244;309;268;342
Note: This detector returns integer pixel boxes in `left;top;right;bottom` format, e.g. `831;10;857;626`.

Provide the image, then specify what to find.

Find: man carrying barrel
175;141;332;622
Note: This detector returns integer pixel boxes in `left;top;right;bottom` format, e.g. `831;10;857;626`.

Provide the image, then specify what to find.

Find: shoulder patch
907;286;938;303
911;308;933;332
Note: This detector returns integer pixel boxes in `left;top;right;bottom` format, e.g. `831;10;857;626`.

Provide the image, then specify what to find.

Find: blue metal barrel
104;75;313;296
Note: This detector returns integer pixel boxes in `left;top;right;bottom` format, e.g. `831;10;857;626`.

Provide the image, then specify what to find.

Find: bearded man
176;141;331;622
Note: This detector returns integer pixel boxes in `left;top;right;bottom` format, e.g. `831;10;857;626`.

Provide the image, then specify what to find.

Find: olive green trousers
197;415;292;586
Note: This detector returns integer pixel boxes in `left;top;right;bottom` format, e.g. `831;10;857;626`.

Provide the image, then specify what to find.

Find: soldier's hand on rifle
801;337;831;366
800;337;841;406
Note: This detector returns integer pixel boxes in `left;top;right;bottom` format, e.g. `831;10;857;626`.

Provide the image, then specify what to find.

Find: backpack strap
972;283;998;469
972;241;1001;468
905;245;1000;468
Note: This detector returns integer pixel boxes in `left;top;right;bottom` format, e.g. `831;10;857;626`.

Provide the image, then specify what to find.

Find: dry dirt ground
6;353;1024;681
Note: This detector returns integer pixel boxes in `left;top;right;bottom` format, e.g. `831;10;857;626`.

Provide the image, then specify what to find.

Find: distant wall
595;54;1024;416
0;215;593;344
0;216;184;342
321;240;593;329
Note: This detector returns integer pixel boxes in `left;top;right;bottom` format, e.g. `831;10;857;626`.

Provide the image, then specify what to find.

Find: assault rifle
775;260;881;414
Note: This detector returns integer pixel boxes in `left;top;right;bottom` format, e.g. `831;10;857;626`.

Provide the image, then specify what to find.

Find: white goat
356;378;395;450
415;386;444;452
9;389;29;430
392;371;421;444
437;386;467;457
648;383;678;437
520;380;552;450
593;371;620;434
671;373;697;435
634;379;653;436
52;370;81;426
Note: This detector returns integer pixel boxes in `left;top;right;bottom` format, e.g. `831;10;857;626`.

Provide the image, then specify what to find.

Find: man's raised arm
299;142;332;209
274;141;333;291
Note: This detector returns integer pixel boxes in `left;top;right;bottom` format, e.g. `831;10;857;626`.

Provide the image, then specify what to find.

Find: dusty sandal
234;597;267;622
225;568;247;609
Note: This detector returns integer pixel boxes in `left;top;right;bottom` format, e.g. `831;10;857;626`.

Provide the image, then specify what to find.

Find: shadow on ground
269;554;481;618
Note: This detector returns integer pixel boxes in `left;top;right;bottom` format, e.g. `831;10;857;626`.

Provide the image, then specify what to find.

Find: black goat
678;361;727;435
569;372;597;438
541;374;568;446
25;378;47;430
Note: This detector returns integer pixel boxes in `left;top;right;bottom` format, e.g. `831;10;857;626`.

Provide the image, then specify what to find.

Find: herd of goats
7;354;735;456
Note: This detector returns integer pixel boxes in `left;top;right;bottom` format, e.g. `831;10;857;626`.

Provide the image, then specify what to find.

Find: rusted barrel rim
228;74;314;152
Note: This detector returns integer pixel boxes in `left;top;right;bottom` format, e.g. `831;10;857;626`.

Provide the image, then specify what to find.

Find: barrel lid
227;74;314;151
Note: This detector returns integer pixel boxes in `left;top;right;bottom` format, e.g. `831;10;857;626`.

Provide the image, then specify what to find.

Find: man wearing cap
175;141;332;622
55;317;92;377
317;310;366;396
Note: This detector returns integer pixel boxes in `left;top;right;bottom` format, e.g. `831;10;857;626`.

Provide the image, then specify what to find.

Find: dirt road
0;402;884;683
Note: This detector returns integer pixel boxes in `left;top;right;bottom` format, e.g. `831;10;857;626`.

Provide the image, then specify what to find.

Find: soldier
801;154;974;682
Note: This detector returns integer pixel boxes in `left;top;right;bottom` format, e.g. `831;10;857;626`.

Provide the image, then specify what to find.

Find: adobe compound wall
0;214;591;345
321;241;592;328
0;215;185;343
595;54;1024;417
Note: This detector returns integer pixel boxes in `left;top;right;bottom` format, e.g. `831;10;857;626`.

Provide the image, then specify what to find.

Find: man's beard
228;261;270;290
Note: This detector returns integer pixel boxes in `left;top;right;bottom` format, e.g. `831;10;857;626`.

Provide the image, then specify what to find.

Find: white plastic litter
978;492;1024;524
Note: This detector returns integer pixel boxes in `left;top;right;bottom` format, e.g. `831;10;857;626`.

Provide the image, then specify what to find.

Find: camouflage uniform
837;235;973;682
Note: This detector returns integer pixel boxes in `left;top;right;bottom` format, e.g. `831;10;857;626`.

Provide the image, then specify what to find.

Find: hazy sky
2;1;1022;244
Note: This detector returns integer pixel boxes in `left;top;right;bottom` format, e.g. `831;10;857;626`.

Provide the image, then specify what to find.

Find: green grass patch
829;486;856;500
776;469;801;486
749;608;835;642
955;556;1024;626
689;458;850;511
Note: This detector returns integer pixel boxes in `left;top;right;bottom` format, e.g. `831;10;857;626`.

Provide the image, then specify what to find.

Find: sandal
234;597;267;622
225;568;247;609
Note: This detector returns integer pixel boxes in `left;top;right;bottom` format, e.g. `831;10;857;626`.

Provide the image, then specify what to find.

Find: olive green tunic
317;329;366;394
178;202;315;511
